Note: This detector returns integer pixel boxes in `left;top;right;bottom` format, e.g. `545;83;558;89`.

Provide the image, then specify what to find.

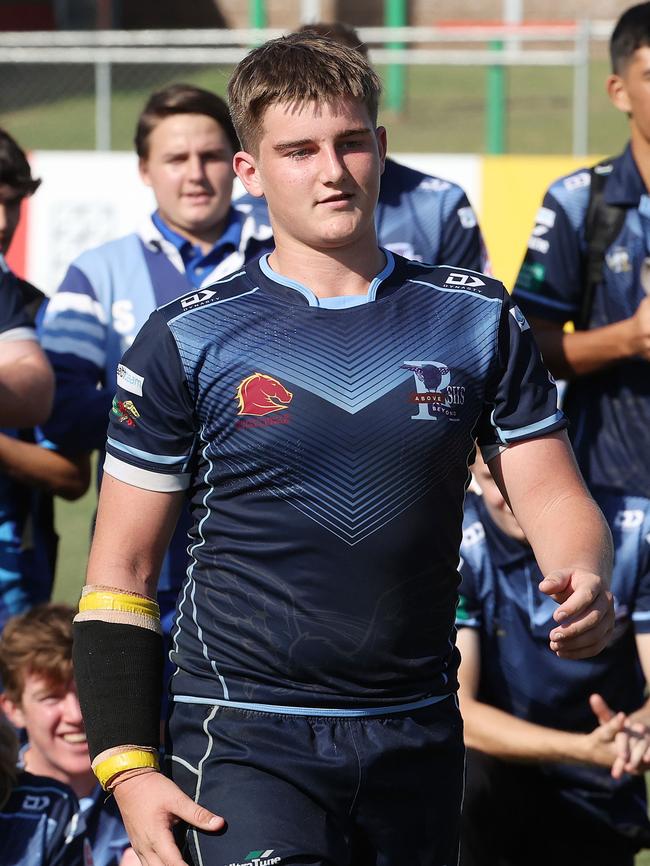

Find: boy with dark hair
0;128;87;630
457;456;650;866
74;33;613;866
0;604;129;866
512;2;650;500
238;20;489;272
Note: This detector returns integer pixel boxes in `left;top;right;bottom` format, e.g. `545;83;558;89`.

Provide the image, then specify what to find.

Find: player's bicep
88;473;185;597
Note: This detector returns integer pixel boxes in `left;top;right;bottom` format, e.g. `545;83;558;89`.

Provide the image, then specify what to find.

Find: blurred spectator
0;129;53;427
512;3;650;499
456;455;650;866
237;20;489;273
0;709;87;865
0;130;89;631
0;604;130;866
38;83;272;708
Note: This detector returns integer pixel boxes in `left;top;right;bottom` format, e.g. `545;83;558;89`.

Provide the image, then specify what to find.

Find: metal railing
0;22;614;154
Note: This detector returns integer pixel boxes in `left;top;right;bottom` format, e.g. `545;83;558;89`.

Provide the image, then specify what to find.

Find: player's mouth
318;193;354;207
61;732;87;744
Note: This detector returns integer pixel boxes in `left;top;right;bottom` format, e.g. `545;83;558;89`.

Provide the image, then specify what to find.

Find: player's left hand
539;568;614;659
591;693;650;778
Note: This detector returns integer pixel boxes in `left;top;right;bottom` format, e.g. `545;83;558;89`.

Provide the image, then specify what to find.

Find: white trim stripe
103;453;189;492
172;693;450;717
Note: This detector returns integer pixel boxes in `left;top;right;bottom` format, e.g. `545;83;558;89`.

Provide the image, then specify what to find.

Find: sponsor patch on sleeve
116;364;144;396
457;206;477;229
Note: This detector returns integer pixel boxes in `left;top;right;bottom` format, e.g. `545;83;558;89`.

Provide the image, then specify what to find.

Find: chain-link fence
0;23;619;155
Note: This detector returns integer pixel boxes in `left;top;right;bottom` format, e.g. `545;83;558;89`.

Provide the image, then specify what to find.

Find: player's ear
233;150;264;199
606;73;632;115
138;157;152;188
0;693;25;730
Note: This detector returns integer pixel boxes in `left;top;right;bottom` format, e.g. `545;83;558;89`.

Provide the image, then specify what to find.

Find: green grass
0;59;628;155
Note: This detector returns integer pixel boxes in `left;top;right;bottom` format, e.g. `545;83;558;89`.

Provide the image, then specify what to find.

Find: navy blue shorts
166;697;464;866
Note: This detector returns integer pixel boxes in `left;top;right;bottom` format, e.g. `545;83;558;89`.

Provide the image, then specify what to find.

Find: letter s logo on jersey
235;373;293;416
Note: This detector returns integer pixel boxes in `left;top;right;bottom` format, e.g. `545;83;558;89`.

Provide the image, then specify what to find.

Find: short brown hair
0;604;75;705
134;82;239;159
228;32;381;154
296;21;368;58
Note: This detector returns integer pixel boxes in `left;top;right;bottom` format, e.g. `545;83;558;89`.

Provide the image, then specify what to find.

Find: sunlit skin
607;45;650;190
234;97;387;296
471;454;528;544
139;113;236;254
0;673;95;798
0;184;24;256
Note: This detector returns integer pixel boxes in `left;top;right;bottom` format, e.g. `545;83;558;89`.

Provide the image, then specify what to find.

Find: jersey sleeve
0;265;36;343
103;310;197;492
439;190;488;274
512;182;587;324
39;263;113;452
475;292;565;458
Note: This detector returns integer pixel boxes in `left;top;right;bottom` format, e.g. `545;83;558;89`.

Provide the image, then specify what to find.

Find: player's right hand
112;771;224;866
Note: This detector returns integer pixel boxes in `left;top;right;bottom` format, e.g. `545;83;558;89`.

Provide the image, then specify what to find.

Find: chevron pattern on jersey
171;280;499;545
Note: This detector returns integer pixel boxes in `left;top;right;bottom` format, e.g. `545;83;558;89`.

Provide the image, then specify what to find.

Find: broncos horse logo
235;372;293;416
402;362;450;392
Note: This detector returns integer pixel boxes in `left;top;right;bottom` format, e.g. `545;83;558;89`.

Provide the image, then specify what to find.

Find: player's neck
268;237;386;299
630;126;650;193
23;747;97;798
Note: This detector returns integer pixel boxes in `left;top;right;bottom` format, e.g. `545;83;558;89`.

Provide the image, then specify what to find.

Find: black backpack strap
577;157;627;330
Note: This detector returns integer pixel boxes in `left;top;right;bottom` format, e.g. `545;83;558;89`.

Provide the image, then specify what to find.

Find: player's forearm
461;695;598;765
531;317;639;379
524;487;612;584
0;433;90;499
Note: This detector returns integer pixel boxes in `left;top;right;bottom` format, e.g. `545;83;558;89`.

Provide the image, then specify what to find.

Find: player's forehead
146;113;234;155
258;96;374;145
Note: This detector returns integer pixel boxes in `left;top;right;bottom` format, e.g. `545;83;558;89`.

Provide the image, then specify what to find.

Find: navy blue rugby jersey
104;251;563;711
0;772;86;866
457;489;650;840
458;490;650;730
512;144;650;498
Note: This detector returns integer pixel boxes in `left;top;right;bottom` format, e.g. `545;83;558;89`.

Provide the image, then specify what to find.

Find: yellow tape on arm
92;749;160;791
79;590;160;620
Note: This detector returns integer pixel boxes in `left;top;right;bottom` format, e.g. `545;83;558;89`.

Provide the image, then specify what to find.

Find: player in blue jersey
512;2;650;499
72;34;614;866
0;128;54;426
0;605;131;866
38;84;272;693
457;456;650;865
237;20;489;273
1;709;86;866
0;130;88;631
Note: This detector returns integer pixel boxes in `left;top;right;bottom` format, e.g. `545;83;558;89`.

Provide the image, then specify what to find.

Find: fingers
549;592;614;658
589;693;614;725
538;572;572;604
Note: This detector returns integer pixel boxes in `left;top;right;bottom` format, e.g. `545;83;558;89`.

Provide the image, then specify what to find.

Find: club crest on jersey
403;360;465;421
235;373;293;417
111;396;140;427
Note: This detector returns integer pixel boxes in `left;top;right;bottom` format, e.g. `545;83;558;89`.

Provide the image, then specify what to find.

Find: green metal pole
249;0;266;29
486;39;506;154
384;0;406;114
